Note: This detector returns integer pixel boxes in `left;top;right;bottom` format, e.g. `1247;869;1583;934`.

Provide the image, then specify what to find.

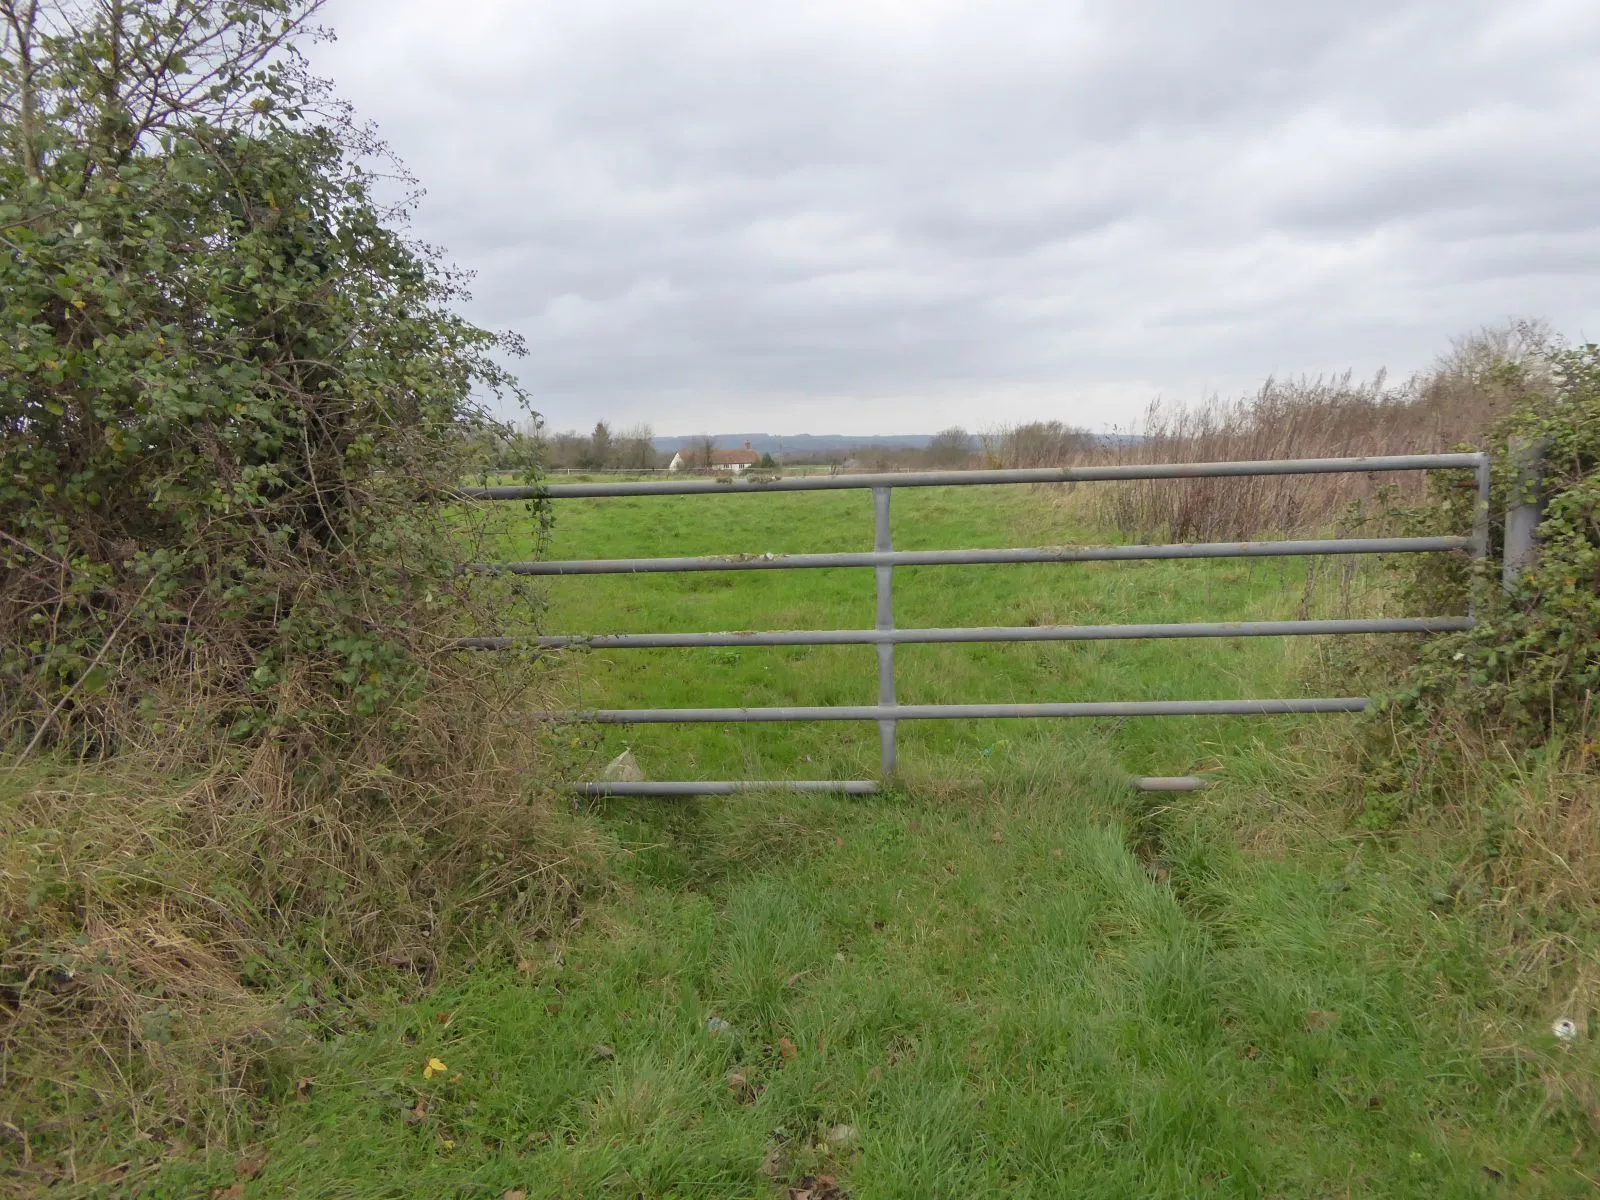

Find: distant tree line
471;419;1101;474
546;421;660;470
802;423;1097;472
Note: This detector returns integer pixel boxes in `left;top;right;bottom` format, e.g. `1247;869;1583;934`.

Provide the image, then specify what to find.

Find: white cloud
316;0;1600;433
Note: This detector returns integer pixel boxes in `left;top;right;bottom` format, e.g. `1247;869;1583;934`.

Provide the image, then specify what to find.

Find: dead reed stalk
1097;369;1509;540
1054;322;1552;540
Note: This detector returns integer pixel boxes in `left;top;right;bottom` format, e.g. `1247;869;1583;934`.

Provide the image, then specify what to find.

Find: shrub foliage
1382;345;1599;739
1353;343;1600;837
0;2;574;1165
0;0;534;751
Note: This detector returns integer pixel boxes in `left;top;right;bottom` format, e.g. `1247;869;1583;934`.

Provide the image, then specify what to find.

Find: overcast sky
316;0;1600;435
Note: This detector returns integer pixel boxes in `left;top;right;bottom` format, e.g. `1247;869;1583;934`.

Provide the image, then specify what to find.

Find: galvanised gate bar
462;453;1493;796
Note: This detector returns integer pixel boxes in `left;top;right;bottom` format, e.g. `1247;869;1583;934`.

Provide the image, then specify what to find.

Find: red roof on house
710;448;759;465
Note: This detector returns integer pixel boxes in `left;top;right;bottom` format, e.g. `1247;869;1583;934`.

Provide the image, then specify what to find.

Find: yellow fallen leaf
423;1057;447;1079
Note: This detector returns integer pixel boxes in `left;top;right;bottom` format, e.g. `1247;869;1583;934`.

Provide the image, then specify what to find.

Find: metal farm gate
462;452;1503;795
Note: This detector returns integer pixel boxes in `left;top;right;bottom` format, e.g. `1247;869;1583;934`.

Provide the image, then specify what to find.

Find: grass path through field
173;484;1594;1197
235;769;1586;1198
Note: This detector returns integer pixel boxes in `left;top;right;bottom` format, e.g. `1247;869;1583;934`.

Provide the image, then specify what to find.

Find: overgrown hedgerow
1363;343;1600;794
0;0;587;1169
0;0;537;754
1334;342;1600;956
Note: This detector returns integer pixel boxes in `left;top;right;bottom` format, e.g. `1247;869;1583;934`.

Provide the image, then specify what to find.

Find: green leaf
76;664;111;695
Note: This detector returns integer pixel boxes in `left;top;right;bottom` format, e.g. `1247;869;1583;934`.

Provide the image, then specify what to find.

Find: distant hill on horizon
649;432;1141;456
650;433;935;455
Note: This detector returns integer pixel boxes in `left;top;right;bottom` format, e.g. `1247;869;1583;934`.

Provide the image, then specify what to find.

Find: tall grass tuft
1013;321;1550;541
0;671;607;1171
1100;322;1549;540
0;2;600;1175
1104;373;1451;539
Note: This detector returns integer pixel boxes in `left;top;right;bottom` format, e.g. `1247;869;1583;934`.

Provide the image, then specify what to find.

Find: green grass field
519;483;1347;784
154;482;1597;1198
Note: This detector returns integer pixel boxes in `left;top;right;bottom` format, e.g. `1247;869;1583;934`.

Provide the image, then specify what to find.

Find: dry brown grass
1404;721;1600;1068
1449;720;1600;970
0;672;608;1184
0;765;278;1183
1042;322;1554;541
1099;373;1472;540
980;421;1094;469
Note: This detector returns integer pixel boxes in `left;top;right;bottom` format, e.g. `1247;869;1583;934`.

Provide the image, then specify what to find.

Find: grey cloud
319;0;1600;432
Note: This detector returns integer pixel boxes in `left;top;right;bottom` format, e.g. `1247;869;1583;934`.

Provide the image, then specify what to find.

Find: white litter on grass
602;749;646;783
1553;1018;1579;1042
825;1124;858;1150
706;1016;734;1036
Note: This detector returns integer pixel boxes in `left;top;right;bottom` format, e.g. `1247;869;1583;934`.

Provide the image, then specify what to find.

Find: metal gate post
873;487;897;777
1470;452;1492;615
1503;437;1547;590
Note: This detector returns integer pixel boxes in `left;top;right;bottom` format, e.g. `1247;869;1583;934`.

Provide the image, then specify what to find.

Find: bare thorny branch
0;1;45;181
2;0;332;181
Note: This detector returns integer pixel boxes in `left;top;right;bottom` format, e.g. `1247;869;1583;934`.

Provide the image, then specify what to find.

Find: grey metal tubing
873;487;897;777
1132;776;1210;791
461;453;1486;500
483;535;1472;577
1503;436;1548;589
570;780;880;796
1473;454;1493;562
576;778;1203;795
1470;452;1493;618
537;698;1369;724
457;616;1473;652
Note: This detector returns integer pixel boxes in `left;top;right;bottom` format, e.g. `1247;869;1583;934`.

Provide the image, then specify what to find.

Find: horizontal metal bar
458;616;1473;651
462;453;1485;500
1132;776;1211;792
481;536;1472;576
569;780;880;796
536;698;1369;723
575;777;1212;795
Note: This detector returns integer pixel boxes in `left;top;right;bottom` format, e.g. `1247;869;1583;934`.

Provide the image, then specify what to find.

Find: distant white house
668;443;762;474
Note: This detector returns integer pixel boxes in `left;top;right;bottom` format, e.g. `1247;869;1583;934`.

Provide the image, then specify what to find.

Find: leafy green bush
1359;343;1600;817
0;5;583;1165
1390;346;1597;731
0;0;537;754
